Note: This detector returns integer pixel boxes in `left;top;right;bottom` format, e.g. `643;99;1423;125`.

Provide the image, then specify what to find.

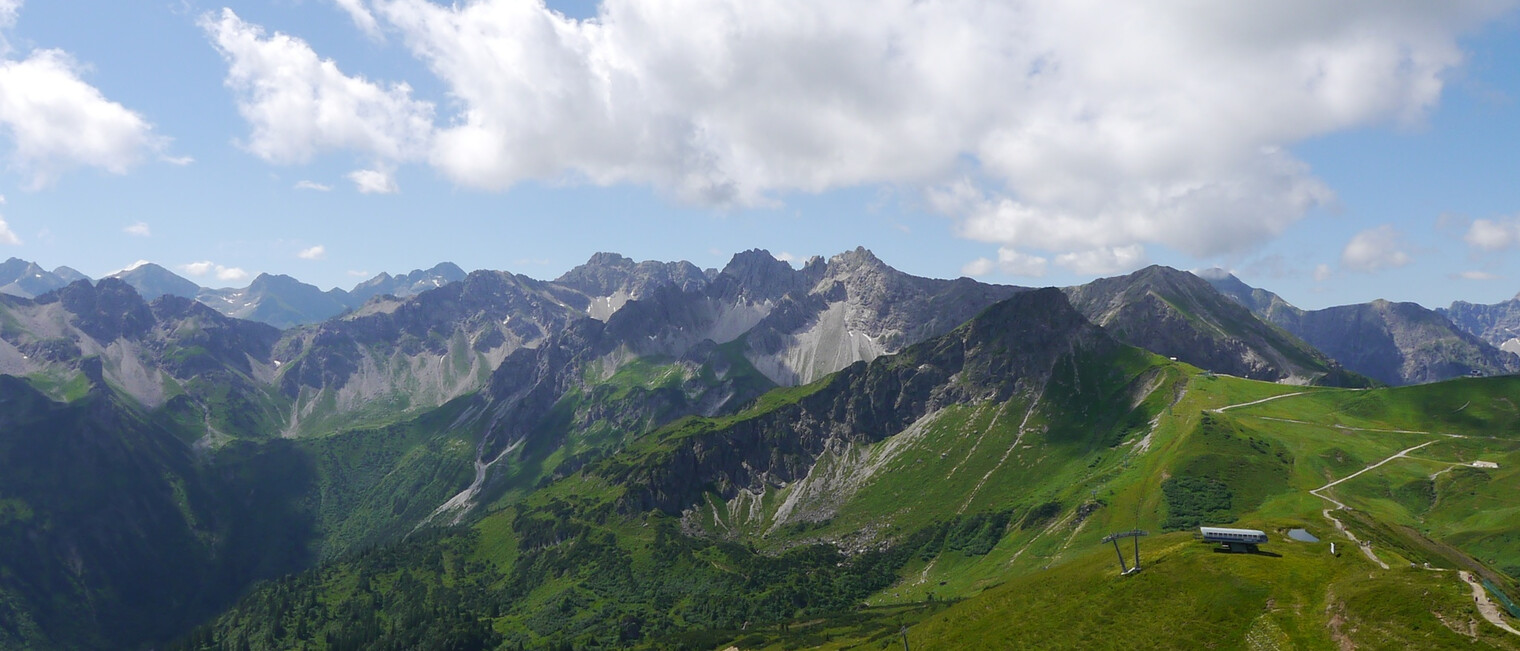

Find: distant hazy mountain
199;273;353;330
1440;296;1520;354
1192;267;1298;322
193;262;469;329
349;262;468;304
0;257;87;298
106;262;201;301
52;265;89;284
1201;270;1519;385
1064;265;1360;385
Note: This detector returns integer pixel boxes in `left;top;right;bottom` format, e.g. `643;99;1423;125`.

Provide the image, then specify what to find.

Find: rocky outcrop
273;270;588;434
741;248;1027;385
555;252;708;320
1441;296;1520;351
605;288;1118;516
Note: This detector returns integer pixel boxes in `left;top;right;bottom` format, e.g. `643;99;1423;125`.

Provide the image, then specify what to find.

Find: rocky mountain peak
581;251;636;269
426;261;466;277
555;253;707;304
1065;264;1358;385
349;262;467;304
1192;266;1232;281
51;278;156;342
249;273;298;290
108;262;200;301
825;246;886;271
715;249;804;301
0;257;41;279
53;266;89;283
721;248;786;277
1194;267;1252;295
1;257;85;298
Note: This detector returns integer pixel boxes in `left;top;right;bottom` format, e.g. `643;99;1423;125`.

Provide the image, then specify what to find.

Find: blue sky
0;0;1518;310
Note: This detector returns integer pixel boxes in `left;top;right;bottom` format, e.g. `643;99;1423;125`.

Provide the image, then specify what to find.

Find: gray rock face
1441;297;1520;349
1065;265;1358;385
272;270;589;435
1203;271;1518;386
587;248;1025;386
554;252;708;319
740;247;1027;385
3;249;1028;438
398;247;1025;518
606;287;1121;517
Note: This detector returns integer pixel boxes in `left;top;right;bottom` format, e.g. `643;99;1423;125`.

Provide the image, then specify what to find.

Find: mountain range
1199;268;1520;385
10;254;1519;389
1;249;1519;649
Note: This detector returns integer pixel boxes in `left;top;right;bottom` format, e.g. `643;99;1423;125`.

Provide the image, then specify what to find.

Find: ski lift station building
1199;526;1268;553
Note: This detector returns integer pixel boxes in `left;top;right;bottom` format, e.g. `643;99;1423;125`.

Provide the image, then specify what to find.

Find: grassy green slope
177;358;1520;650
908;530;1518;650
296;395;485;557
726;373;1520;649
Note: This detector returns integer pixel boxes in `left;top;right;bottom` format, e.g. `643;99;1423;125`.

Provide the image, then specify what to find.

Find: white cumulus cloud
0;49;164;188
0;0;20;36
1454;270;1499;281
1341;225;1412;272
297;244;326;260
333;0;383;40
180;260;215;277
202;8;433;165
294;179;331;191
123;221;150;237
347;167;397;193
0;217;18;244
180;260;249;283
214;0;1511;263
964;246;1051;277
1464;217;1520;252
960;257;994;277
1055;245;1147;276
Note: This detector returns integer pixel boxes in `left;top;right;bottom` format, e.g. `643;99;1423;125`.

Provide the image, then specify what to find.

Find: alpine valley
1;250;1519;650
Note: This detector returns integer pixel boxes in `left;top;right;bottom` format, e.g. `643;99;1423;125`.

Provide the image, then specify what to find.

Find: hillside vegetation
174;300;1520;649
